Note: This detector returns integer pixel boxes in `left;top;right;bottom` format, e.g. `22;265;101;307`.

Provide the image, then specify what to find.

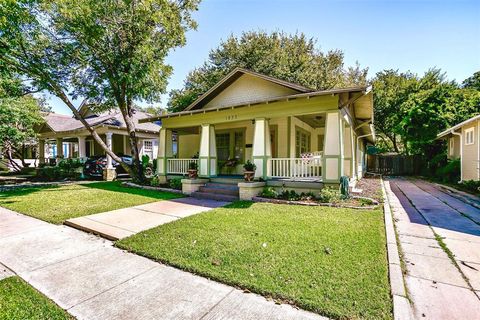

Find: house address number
226;114;238;121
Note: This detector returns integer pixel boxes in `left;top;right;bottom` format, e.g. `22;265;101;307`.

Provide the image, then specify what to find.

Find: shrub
260;186;278;198
299;192;317;201
189;161;198;170
436;159;460;183
279;189;300;201
150;175;160;187
461;180;480;194
243;160;256;171
36;166;64;181
168;178;182;190
318;187;341;203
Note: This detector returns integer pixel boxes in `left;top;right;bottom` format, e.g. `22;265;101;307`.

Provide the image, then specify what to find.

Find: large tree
168;31;368;112
0;0;199;183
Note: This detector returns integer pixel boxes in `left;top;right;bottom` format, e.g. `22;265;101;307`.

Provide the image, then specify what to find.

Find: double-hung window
465;128;475;145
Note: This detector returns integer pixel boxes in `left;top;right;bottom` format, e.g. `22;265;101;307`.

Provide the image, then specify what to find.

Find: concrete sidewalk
385;178;480;320
65;197;229;240
0;207;325;320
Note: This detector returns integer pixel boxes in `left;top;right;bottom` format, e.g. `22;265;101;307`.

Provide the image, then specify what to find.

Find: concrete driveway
385;178;480;319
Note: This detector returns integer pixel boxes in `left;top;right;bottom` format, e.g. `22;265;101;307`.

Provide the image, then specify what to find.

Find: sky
48;0;480;115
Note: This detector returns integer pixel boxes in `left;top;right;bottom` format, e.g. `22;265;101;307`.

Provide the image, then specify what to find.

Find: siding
203;74;297;109
461;121;479;181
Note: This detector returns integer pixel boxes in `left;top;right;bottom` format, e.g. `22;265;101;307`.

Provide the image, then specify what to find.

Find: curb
431;182;480;210
381;178;414;320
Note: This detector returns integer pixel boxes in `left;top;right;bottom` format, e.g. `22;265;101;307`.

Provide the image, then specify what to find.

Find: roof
41;109;160;134
184;67;314;111
437;114;480;139
142;85;371;123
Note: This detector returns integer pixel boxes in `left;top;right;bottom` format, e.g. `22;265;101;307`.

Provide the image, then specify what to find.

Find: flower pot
244;171;255;182
188;169;198;179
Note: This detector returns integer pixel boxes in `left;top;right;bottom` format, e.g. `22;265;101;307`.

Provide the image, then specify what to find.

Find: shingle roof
42;110;160;134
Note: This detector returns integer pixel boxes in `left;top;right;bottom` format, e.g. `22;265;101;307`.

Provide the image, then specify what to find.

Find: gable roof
184;67;314;111
437;114;480;139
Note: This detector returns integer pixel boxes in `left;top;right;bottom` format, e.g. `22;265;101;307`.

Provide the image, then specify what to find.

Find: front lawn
0;276;72;320
117;202;392;319
0;182;182;224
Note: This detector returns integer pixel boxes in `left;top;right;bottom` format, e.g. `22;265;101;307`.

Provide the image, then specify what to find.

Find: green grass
0;181;182;224
0;276;72;320
117;201;392;319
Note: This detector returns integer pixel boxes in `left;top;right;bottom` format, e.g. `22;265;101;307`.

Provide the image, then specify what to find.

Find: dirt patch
352;175;383;203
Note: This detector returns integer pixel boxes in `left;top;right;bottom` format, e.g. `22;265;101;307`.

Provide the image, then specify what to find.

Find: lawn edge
381;178;415;320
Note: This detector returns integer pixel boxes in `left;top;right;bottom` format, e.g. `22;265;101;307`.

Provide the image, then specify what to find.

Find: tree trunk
120;99;144;184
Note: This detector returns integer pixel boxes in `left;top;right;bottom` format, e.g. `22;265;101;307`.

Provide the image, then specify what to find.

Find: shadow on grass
82;181;183;200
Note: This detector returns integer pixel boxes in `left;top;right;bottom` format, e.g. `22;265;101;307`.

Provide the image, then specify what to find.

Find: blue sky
49;0;480;115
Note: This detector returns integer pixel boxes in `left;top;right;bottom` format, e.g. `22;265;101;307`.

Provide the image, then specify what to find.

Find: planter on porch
243;160;257;182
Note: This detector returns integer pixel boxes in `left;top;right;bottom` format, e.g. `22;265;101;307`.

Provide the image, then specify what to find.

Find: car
83;155;133;178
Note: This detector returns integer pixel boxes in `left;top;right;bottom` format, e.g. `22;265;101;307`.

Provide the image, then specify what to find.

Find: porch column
55;138;63;163
157;127;173;182
322;111;344;183
105;132;113;169
343;125;354;179
78;136;86;159
199;124;217;177
252;118;272;179
38;139;45;165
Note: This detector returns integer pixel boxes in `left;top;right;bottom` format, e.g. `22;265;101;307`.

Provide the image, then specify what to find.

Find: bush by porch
117;202;392;319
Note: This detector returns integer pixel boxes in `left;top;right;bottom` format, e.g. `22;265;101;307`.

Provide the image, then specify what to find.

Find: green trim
287;117;291;157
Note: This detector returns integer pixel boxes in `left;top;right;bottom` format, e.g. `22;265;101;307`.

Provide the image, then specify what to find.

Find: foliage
150;174;160;187
0;0;200;183
117;202;391;319
0;276;72;320
0;181;182;224
36;160;83;181
260;186;278;198
243;160;256;171
168;177;182;190
433;159;460;183
168;31;368;112
372;69;480;156
462;71;480;90
318;187;341;203
461;180;480;194
279;189;301;201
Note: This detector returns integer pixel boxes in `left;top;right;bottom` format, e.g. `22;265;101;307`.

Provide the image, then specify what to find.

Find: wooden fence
367;154;423;176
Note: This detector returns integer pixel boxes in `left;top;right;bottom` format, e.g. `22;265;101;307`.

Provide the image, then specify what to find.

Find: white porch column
322;111;344;183
78;136;86;159
343;125;354;179
105;132;113;169
38;139;45;165
252;118;272;179
157;128;173;179
55;138;63;163
199;124;217;177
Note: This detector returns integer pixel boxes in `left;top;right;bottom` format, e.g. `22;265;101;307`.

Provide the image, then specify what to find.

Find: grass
0;276;72;320
117;201;392;319
0;181;182;224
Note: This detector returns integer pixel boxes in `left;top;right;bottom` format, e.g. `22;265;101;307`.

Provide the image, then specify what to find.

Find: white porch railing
167;158;198;175
269;157;322;179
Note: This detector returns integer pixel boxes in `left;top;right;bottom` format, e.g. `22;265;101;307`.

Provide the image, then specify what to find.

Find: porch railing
167;158;198;175
269;157;322;179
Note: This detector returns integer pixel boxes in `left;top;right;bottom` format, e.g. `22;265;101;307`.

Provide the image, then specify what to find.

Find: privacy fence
367;154;423;176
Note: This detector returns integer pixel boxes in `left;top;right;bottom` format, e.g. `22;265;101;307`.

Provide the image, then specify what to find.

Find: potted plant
188;161;198;179
243;160;256;182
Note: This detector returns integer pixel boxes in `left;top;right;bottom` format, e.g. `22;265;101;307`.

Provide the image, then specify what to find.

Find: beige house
36;104;160;166
142;68;375;200
437;114;480;181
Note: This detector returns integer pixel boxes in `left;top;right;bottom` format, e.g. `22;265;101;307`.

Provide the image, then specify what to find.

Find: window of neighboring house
143;140;154;159
295;128;311;157
449;137;454;156
465;128;475;145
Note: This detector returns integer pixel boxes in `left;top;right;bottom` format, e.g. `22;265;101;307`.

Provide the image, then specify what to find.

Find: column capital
105;132;113;138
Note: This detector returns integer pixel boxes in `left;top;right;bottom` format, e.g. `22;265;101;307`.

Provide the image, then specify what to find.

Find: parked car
83;155;133;178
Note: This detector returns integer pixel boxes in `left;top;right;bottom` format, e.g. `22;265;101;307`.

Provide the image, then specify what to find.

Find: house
141;68;375;200
35;104;160;168
437;114;480;181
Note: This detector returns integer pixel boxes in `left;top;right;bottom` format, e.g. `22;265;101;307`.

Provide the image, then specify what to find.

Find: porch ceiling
295;113;326;128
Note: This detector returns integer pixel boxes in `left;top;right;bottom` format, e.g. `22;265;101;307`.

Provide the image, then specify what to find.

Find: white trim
437;114;480;138
449;137;454;156
465;127;474;145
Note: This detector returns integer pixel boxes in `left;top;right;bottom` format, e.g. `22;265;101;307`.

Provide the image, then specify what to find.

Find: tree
462;71;480;90
0;70;45;172
168;31;368;112
0;0;199;183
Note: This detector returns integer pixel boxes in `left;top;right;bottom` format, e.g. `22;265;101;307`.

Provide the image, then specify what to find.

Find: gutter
451;130;463;182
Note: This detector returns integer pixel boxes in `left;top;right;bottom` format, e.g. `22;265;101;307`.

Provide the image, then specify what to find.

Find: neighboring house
437;114;480;181
35;104;160;166
141;68;375;198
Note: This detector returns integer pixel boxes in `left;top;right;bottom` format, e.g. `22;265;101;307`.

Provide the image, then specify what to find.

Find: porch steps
191;181;239;202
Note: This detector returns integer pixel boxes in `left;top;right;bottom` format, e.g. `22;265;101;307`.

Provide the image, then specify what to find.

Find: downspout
451;130;462;182
356;124;375;177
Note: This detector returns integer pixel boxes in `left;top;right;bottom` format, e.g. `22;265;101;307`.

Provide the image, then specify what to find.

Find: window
449;137;455;155
143;140;154;159
465;128;475;145
216;133;230;161
216;130;245;162
295;128;311;157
